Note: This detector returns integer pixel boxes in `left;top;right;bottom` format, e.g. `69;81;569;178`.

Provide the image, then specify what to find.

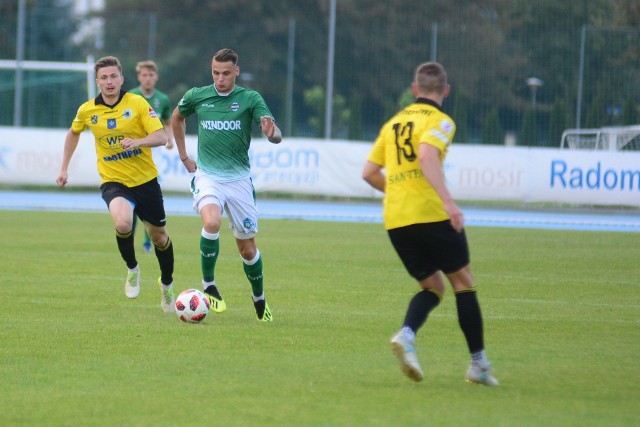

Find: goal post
560;125;640;151
0;56;96;99
0;56;96;126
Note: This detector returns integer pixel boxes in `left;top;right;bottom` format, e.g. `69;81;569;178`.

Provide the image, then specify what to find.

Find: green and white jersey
129;87;172;122
177;84;273;180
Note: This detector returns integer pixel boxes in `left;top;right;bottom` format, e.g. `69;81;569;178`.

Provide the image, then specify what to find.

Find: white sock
201;229;219;240
202;279;216;290
471;350;489;368
243;250;260;266
401;326;416;344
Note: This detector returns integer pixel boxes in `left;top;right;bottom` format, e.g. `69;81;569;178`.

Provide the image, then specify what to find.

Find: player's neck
214;84;235;96
102;93;119;106
140;87;155;97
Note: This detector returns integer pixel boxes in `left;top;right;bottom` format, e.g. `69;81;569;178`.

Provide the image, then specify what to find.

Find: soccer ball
175;289;210;323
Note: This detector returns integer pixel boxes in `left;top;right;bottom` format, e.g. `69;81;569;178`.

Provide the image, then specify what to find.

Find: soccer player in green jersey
362;62;498;386
171;48;282;322
129;60;174;149
56;56;176;313
130;60;174;253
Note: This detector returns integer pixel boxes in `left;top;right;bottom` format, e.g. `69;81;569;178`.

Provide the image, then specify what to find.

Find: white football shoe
158;277;175;313
124;266;140;299
465;362;499;386
390;331;424;382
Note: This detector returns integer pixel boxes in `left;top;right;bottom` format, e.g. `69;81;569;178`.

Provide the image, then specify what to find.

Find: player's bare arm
362;161;386;193
120;128;168;150
171;107;197;173
56;129;81;187
163;119;175;149
261;116;282;144
419;143;464;232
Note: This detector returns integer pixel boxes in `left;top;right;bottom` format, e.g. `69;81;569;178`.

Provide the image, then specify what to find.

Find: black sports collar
95;90;127;108
415;97;443;111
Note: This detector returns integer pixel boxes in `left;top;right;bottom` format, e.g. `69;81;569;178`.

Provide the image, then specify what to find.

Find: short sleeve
250;91;273;126
420;116;456;153
137;97;164;135
177;88;196;118
71;106;87;133
159;93;171;122
367;131;386;167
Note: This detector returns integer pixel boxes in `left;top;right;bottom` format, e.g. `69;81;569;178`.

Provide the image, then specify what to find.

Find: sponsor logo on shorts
243;217;255;230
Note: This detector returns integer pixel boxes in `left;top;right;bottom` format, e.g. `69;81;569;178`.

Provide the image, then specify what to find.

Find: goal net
0;58;95;128
561;125;640;151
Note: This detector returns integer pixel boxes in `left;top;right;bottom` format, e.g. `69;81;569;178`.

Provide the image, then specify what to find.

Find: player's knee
203;220;221;234
419;273;445;294
114;220;133;235
423;283;445;295
237;240;257;261
239;247;256;261
148;228;169;247
447;266;474;291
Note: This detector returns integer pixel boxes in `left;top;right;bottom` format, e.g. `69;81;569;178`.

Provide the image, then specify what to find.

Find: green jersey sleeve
156;91;172;122
249;91;274;126
177;88;196;118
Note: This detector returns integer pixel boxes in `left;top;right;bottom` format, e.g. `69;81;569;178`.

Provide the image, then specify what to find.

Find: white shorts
191;171;258;239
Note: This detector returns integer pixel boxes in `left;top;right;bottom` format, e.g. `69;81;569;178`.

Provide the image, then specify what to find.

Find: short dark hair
95;56;122;76
415;62;447;94
212;48;238;65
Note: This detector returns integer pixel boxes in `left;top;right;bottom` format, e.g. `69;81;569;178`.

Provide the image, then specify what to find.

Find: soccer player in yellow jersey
56;56;177;313
363;62;498;386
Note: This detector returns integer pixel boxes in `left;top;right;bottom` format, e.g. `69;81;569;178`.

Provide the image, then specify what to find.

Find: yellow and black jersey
368;98;456;230
71;91;164;187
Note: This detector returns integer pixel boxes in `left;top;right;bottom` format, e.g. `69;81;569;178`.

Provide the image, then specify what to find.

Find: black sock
154;237;174;285
403;289;442;332
115;230;137;269
455;288;485;354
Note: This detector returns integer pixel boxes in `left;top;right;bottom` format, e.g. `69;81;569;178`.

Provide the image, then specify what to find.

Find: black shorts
100;178;167;227
388;221;470;281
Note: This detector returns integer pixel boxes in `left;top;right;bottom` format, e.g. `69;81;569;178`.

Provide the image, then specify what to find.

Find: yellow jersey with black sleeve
71;91;164;187
367;98;456;230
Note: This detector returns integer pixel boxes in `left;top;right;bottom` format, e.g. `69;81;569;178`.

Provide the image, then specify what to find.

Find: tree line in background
0;0;639;146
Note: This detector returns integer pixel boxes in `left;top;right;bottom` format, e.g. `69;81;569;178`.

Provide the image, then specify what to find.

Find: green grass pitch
0;209;638;426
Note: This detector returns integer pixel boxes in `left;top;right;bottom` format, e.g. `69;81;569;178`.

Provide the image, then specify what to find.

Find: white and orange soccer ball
175;289;210;323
